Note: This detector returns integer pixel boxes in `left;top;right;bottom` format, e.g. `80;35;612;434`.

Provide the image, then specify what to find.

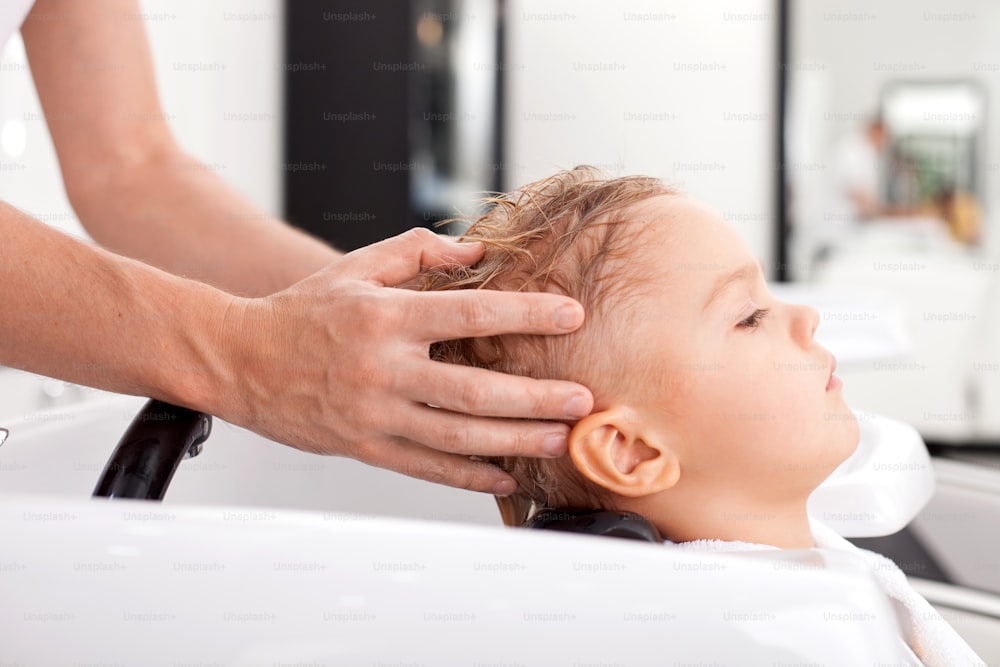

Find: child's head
425;167;860;542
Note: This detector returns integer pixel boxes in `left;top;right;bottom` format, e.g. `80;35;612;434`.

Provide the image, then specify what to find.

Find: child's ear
568;407;680;498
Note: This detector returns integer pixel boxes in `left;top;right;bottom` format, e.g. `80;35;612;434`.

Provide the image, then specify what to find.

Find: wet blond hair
423;166;673;526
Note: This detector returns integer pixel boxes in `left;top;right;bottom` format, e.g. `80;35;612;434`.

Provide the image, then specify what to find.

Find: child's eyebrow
702;261;763;312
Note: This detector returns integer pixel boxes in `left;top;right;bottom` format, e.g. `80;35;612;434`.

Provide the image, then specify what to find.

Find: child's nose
789;303;819;347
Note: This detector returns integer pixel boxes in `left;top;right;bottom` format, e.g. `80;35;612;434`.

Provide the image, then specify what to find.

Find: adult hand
216;229;594;494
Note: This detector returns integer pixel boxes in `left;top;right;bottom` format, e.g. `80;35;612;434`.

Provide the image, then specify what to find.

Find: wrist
148;279;256;421
193;292;273;426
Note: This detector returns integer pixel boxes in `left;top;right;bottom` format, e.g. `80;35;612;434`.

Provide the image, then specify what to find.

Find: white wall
141;0;284;218
505;0;777;270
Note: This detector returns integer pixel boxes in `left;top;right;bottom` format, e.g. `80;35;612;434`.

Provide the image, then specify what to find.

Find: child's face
622;195;859;503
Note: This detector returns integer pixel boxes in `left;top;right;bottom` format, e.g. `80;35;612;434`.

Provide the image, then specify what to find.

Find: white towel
664;519;984;666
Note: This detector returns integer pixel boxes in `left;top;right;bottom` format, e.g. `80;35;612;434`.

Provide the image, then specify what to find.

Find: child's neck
635;495;816;549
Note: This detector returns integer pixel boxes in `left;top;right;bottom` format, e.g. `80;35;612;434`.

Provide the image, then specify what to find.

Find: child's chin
822;408;860;457
839;413;861;458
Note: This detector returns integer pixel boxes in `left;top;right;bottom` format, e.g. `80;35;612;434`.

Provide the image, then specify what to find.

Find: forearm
0;200;239;413
68;147;341;297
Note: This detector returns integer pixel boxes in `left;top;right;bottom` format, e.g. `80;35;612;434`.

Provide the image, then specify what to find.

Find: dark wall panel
284;1;414;251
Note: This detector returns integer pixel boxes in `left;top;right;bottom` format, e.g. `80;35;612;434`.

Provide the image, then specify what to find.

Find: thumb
335;228;485;287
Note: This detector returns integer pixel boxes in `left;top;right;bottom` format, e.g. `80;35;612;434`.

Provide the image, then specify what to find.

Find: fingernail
564;393;591;419
493;479;517;496
555;303;583;330
543;432;568;456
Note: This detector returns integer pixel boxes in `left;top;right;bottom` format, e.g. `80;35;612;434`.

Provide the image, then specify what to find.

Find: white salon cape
666;519;984;666
0;0;35;50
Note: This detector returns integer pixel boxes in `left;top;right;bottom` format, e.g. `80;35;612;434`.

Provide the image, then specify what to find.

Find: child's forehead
631;193;721;226
623;195;757;293
627;195;742;258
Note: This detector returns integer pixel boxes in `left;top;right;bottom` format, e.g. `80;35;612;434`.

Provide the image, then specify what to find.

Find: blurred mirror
882;80;985;245
410;0;500;232
783;0;995;278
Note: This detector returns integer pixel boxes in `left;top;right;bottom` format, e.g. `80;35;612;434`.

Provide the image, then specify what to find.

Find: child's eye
737;308;769;330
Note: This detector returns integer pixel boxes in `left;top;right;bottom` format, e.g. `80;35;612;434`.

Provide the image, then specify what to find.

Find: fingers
399;358;593;421
361;434;518;495
387;402;579;460
324;228;588;337
399;288;585;340
334;228;484;287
